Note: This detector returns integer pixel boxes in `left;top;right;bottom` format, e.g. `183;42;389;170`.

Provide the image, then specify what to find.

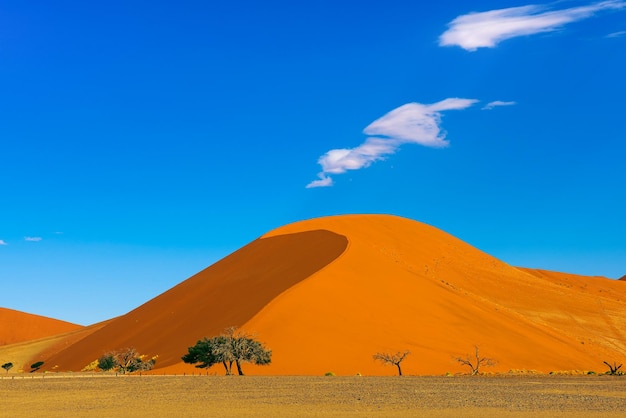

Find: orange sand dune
37;215;626;375
0;307;81;346
41;230;347;372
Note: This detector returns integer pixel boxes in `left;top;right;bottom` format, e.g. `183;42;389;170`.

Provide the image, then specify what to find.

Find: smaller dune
0;308;81;347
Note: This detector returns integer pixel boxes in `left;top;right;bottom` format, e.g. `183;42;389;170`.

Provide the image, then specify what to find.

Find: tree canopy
182;327;271;375
373;351;410;376
1;362;13;373
98;348;156;374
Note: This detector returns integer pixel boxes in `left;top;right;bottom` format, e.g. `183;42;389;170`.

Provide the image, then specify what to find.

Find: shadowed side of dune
41;230;348;371
0;308;82;347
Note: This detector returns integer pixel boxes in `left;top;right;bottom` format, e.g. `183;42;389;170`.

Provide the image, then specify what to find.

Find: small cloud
607;30;626;37
482;100;517;110
0;240;7;246
306;175;333;188
307;98;478;188
439;1;626;51
25;237;43;242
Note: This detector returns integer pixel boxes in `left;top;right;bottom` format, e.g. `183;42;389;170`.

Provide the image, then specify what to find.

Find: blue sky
1;0;625;325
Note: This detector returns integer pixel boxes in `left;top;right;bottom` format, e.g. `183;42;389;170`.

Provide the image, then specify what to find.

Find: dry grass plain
2;374;626;417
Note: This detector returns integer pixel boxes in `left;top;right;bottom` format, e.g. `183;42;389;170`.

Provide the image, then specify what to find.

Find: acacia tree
99;348;155;373
182;327;272;375
1;362;13;374
454;345;495;375
373;351;410;376
182;335;233;375
225;327;272;375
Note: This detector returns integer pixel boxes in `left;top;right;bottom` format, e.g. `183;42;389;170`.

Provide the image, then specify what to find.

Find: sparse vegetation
1;362;13;373
324;372;335;376
182;327;271;375
373;350;410;376
603;361;623;375
96;348;156;374
454;346;495;375
81;359;100;372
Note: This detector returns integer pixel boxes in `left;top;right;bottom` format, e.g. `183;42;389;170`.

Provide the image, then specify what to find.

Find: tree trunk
222;361;231;375
396;363;402;376
236;360;244;376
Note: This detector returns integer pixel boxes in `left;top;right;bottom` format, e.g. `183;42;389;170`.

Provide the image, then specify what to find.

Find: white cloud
306;98;477;188
439;1;626;51
306;175;333;189
0;240;7;246
25;237;42;242
607;30;626;37
482;100;517;110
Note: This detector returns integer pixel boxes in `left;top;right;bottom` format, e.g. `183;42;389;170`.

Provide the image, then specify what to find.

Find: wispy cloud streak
307;98;477;188
607;30;626;37
0;240;7;246
482;100;517;110
25;237;43;242
440;1;626;51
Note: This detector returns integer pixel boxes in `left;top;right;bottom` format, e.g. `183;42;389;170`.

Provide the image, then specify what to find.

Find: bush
81;359;100;372
98;354;118;372
30;361;44;371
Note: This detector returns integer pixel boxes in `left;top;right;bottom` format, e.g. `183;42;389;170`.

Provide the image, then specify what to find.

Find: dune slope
40;230;348;371
237;215;626;375
37;215;626;375
0;308;81;347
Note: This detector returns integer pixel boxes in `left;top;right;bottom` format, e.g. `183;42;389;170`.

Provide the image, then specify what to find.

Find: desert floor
2;374;626;417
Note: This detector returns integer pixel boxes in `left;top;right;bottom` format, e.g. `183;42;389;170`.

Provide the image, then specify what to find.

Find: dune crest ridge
10;214;626;376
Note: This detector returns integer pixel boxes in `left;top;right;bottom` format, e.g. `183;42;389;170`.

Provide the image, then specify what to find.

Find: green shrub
98;354;118;371
30;361;44;371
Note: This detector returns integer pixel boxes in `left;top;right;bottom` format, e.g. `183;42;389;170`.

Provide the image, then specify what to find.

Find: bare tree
115;348;145;374
454;345;495;375
373;351;410;376
603;361;623;375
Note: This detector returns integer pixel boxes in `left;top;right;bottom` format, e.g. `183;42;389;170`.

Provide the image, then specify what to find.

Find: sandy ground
2;374;626;417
